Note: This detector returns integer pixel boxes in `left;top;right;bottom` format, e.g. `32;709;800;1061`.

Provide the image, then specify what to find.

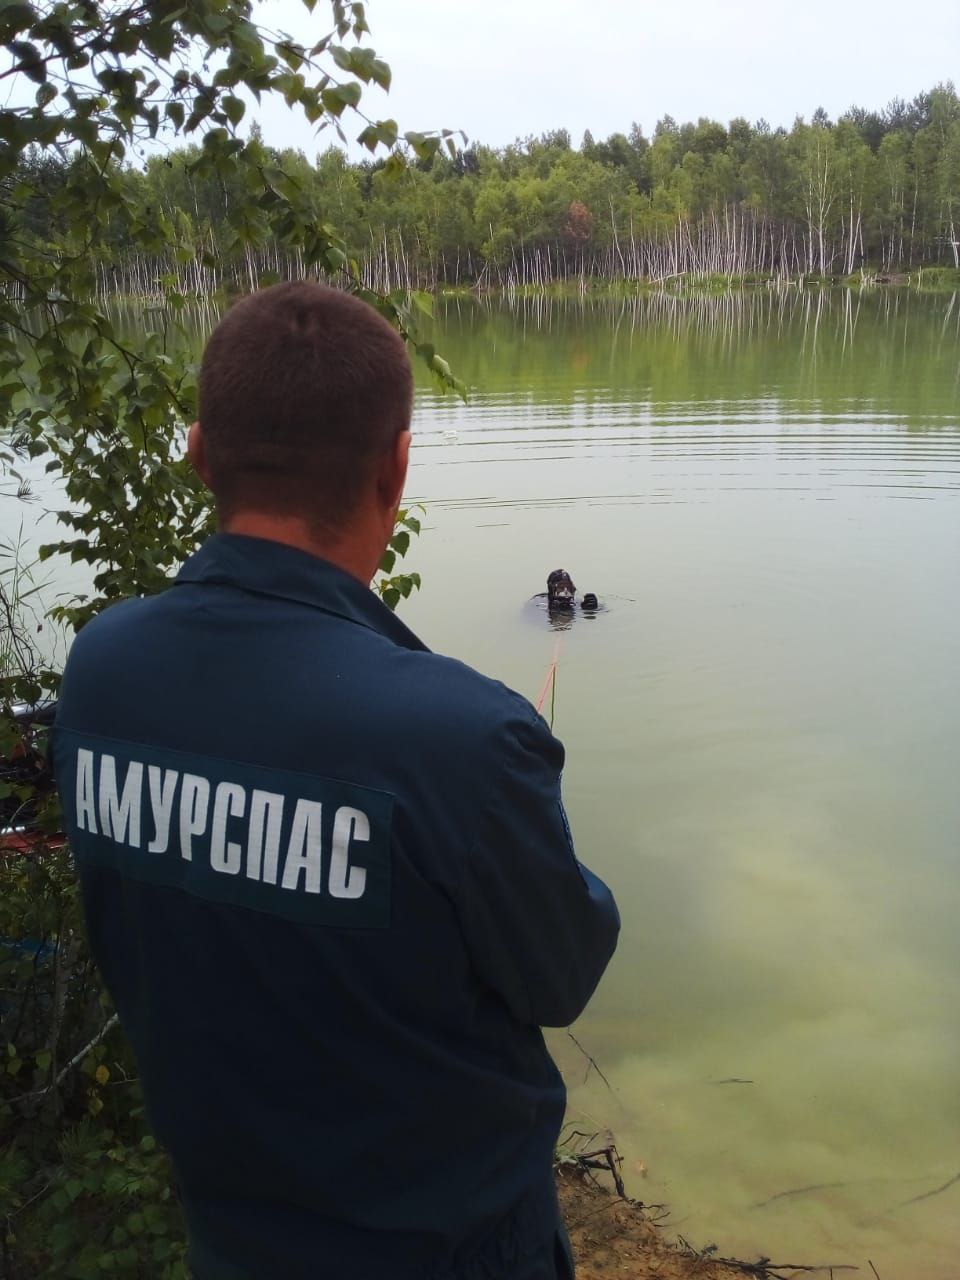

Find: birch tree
794;119;840;274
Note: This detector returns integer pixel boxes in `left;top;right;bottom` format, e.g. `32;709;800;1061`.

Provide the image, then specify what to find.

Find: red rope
534;636;562;715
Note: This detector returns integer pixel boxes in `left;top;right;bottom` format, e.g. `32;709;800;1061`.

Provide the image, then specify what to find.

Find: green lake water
4;287;959;1273
400;289;960;1276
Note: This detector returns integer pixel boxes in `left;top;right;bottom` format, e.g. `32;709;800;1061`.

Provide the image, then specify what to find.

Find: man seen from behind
51;283;620;1280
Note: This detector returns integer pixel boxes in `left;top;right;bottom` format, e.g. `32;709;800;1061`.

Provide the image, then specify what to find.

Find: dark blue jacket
51;534;620;1280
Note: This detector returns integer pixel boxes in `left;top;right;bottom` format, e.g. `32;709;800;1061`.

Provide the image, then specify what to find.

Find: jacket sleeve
455;702;620;1028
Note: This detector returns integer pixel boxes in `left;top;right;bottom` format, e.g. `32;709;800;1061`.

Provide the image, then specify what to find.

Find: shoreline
557;1169;741;1279
59;266;960;311
555;1162;854;1280
437;265;960;300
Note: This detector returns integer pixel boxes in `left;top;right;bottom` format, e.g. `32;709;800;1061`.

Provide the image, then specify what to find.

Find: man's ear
378;429;411;513
187;421;213;490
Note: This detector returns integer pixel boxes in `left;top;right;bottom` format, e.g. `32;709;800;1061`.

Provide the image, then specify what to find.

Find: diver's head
547;569;576;609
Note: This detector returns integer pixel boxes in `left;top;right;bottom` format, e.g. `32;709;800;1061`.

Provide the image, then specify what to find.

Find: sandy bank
557;1165;816;1280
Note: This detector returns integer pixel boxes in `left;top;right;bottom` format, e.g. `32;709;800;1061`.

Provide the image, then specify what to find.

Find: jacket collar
174;533;429;653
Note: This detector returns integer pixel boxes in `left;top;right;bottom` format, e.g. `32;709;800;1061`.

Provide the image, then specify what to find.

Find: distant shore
77;266;960;310
437;265;960;301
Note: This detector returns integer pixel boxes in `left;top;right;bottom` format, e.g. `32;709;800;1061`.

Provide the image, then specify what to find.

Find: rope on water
534;636;562;730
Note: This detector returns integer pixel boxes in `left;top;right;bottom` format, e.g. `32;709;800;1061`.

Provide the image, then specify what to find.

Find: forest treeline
10;83;960;294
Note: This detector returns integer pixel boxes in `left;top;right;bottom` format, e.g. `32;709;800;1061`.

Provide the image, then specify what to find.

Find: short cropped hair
198;282;413;531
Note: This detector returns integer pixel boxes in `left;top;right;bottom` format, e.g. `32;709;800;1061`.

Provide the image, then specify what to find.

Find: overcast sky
252;0;960;155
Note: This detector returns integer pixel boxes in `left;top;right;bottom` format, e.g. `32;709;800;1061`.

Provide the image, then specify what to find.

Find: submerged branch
710;1262;859;1278
889;1170;960;1211
566;1029;616;1095
752;1182;848;1210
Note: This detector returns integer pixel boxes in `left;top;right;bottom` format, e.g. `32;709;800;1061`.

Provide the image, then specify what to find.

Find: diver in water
546;570;600;614
546;569;576;610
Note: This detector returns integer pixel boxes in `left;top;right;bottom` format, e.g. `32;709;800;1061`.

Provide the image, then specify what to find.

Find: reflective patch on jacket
57;728;392;929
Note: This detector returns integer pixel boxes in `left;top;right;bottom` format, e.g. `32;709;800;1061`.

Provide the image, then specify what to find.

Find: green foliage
914;265;960;289
2;0;464;633
0;832;190;1278
36;1130;189;1279
376;505;422;610
0;544;183;1274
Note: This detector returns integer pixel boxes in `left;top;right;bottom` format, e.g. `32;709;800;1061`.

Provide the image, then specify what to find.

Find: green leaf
277;71;306;106
382;151;407;178
351;3;370;35
222;95;245;125
410;290;433;318
322;82;362;113
404;131;441;164
277;40;305;70
357;119;398;151
370;58;391;90
10;39;44;84
0;3;36;41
